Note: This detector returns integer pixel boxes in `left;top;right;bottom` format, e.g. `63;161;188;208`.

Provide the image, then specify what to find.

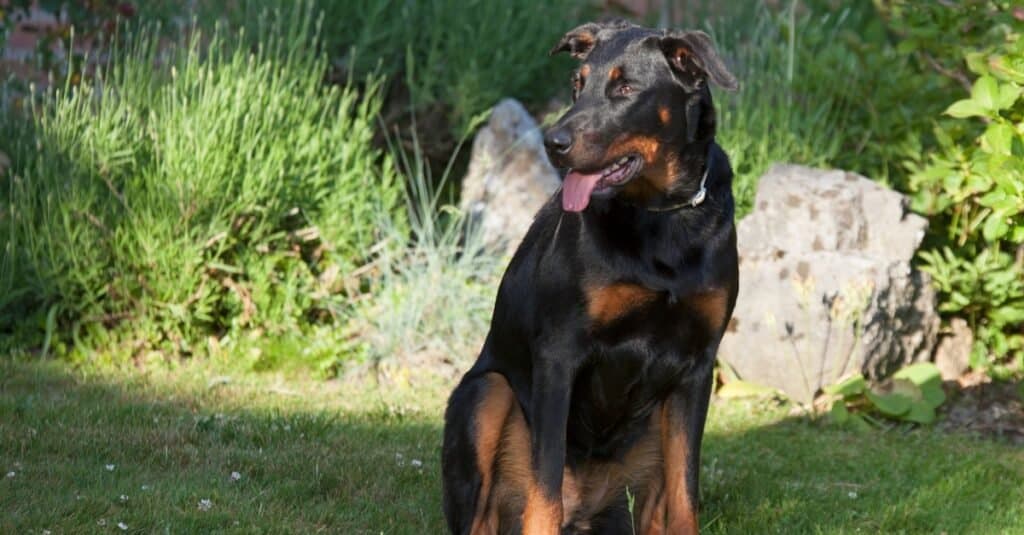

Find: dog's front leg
660;364;714;535
522;358;573;535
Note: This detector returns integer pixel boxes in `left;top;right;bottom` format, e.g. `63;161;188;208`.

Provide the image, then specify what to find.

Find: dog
442;20;739;535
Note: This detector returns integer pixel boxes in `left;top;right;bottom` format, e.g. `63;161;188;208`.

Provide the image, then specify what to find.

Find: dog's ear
550;22;604;59
651;30;738;91
550;20;633;60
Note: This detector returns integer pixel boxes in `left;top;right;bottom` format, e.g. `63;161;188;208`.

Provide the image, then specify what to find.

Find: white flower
97;519;107;526
5;471;14;478
848;491;858;499
198;498;213;511
105;464;116;472
140;485;150;491
119;494;129;503
410;459;423;468
41;531;51;535
230;471;242;482
117;522;129;530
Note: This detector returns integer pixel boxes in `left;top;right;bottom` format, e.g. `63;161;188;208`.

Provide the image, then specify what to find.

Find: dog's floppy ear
550;22;605;59
652;30;738;91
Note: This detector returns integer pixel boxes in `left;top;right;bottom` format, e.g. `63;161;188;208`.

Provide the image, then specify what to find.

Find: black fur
443;21;739;534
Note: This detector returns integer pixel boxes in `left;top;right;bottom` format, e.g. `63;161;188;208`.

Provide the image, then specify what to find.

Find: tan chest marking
586;283;658;325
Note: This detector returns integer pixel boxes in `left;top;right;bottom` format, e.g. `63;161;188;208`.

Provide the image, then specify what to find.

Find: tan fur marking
609;66;622;81
469;373;515;534
605;134;661;164
579;64;591;78
660;402;698;535
587;283;657;325
658;106;671;125
486;404;530;524
640;482;667;535
602;133;686;197
522;481;561;535
691;289;729;332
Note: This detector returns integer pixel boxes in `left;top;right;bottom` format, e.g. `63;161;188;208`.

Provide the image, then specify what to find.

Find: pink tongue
561;170;602;212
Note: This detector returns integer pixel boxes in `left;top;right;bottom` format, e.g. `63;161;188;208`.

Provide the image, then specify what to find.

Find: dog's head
545;21;737;212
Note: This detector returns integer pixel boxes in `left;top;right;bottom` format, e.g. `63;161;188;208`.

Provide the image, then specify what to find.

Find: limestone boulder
718;164;940;402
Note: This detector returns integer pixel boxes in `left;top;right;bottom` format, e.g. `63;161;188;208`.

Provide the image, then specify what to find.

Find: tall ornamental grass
0;10;402;359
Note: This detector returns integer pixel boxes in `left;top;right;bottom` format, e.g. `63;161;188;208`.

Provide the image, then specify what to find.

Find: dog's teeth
618;157;628;164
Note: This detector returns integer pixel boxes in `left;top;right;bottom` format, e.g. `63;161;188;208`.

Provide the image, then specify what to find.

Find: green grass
3;358;1022;534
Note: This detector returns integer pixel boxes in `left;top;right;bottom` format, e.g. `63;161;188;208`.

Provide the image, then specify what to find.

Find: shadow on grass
2;359;1022;534
0;359;446;533
700;400;1024;534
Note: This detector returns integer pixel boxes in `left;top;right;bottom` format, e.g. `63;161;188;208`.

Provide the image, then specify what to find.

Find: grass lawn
2;358;1023;534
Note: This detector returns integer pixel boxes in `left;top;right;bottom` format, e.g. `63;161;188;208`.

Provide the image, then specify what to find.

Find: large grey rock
459;99;560;254
718;164;940;402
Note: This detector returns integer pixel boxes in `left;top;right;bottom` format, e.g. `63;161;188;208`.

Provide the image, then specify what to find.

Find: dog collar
644;165;709;212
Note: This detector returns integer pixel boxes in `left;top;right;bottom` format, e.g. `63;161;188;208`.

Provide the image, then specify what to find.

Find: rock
934;318;974;381
459;99;560;254
718;164;940;403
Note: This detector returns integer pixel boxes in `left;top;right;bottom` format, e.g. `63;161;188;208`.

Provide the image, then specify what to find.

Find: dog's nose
544;128;574;155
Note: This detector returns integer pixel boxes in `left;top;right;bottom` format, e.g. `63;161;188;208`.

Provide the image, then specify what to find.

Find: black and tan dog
442;20;739;535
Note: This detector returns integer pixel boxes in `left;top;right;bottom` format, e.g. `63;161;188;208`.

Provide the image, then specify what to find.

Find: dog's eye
616;84;634;97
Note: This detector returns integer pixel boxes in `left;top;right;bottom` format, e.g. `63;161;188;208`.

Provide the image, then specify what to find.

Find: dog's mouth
561;155;643;212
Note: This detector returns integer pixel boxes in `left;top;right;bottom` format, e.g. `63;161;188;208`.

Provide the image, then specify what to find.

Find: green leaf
982;123;1015;155
829;399;850;424
971;76;999;110
717;380;778;399
919;383;946;409
892;362;943;387
866;389;912;417
996;83;1022;110
983;212;1010;241
848;413;873;433
944;99;988;118
903;400;937;424
965;172;993;193
823;374;867;397
1012;226;1024;243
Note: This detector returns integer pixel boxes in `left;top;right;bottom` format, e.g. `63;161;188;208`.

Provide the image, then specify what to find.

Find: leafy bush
0;10;402;361
900;4;1024;377
824;363;947;429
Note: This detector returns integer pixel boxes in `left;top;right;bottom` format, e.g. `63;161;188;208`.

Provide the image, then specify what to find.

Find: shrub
0;10;402;361
824;363;947;430
901;3;1024;376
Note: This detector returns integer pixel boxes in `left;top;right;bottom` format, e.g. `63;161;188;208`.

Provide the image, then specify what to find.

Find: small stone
934;318;973;381
459;99;561;255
